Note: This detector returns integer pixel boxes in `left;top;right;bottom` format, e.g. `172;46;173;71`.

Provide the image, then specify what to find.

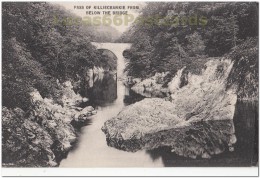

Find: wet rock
71;114;88;128
81;106;94;114
71;106;97;128
131;72;170;98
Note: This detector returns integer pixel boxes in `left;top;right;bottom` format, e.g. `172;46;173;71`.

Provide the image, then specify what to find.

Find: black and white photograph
1;1;259;176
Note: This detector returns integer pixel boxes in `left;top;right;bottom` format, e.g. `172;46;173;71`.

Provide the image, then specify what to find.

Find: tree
185;32;205;56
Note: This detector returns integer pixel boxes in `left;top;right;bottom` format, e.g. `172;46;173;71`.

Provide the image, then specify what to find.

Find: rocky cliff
2;81;96;167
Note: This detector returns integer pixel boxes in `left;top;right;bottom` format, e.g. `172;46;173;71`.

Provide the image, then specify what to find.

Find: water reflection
61;47;257;167
60;78;164;167
84;72;145;107
72;70;258;167
72;71;258;167
85;72;117;107
59;43;164;167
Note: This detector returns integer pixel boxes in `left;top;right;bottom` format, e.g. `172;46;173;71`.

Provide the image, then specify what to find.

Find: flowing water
60;45;258;167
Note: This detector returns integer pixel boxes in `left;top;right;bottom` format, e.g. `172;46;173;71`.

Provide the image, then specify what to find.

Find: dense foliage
226;38;258;99
120;2;258;78
2;2;119;110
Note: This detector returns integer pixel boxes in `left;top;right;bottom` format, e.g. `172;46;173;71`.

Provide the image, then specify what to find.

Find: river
60;44;164;167
60;46;258;167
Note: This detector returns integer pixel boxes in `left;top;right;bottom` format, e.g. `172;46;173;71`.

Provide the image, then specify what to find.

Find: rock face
102;59;238;159
131;72;170;98
102;98;236;159
2;107;57;167
168;67;186;93
2;81;97;167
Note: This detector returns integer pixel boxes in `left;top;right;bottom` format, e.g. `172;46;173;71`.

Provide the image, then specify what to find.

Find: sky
52;2;145;33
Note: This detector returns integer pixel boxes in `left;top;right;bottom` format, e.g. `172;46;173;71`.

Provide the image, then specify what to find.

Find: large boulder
102;98;236;159
102;59;238;159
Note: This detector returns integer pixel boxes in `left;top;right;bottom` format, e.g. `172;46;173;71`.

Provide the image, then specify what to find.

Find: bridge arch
98;49;117;61
91;42;131;58
91;42;132;76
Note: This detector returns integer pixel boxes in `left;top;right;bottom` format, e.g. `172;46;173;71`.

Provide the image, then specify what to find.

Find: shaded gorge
60;51;258;167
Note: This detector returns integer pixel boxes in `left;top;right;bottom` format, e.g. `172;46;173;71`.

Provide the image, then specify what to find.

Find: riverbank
2;2;121;167
2;81;97;167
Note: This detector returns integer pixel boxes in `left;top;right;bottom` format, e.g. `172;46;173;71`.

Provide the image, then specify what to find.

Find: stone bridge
91;42;131;58
91;42;131;76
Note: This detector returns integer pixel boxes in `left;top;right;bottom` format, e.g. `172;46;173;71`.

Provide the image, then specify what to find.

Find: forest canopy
2;2;120;110
119;2;258;78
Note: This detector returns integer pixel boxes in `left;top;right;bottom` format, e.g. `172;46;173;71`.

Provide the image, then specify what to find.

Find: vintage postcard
1;1;259;176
